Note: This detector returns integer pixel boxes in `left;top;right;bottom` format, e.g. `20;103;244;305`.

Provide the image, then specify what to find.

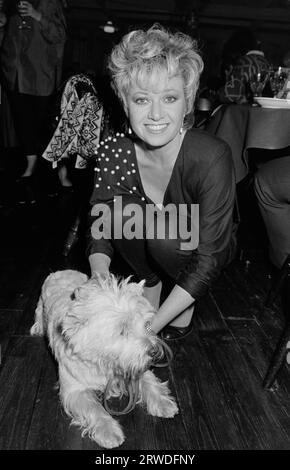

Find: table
205;104;290;182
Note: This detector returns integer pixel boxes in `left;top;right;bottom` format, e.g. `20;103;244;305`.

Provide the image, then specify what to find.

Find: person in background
255;157;290;271
0;0;66;204
218;28;271;104
0;1;6;46
87;25;236;341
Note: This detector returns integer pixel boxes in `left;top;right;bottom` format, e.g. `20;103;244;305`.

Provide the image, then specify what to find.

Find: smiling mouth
145;124;169;132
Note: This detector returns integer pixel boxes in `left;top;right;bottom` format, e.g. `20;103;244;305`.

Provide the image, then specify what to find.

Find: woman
87;25;236;340
0;0;66;203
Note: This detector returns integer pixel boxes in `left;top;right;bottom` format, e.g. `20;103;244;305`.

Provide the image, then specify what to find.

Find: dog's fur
30;270;178;448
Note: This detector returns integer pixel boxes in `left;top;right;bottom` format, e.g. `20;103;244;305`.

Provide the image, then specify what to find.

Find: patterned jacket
222;51;271;103
0;0;66;96
42;75;104;169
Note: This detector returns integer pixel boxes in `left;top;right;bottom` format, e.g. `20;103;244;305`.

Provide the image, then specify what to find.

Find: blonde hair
108;24;204;126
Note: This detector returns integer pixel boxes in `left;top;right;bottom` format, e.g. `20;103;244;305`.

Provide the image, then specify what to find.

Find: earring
179;116;185;134
125;119;132;135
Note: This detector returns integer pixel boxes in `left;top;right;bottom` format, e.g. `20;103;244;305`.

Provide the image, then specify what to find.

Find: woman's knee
147;236;178;261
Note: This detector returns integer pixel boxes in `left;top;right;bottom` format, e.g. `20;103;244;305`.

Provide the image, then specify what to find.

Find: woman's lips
145;123;169;132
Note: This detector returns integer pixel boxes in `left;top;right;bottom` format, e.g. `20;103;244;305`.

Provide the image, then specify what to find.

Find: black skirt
8;88;52;155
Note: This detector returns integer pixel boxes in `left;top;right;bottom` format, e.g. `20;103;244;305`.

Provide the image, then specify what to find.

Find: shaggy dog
30;270;178;448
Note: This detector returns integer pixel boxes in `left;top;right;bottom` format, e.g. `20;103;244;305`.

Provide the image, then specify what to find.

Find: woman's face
124;72;187;148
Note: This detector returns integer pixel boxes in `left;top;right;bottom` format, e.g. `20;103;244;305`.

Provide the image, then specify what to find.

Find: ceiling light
100;20;118;34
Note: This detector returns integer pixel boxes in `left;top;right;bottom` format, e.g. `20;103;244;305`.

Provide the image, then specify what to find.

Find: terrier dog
30;270;178;448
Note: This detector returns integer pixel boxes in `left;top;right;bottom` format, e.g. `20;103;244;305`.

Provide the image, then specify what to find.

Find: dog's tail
30;296;45;336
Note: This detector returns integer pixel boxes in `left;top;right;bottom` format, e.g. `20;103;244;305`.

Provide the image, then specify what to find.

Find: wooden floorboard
193;296;268;449
169;339;245;450
0;309;23;359
25;347;84;450
0;194;290;450
210;271;290;449
0;336;46;450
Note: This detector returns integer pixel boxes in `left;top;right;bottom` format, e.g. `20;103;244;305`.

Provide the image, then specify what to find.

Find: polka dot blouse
91;132;146;204
88;129;236;300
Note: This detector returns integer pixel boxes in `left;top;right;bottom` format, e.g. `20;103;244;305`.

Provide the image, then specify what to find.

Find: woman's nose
148;101;163;121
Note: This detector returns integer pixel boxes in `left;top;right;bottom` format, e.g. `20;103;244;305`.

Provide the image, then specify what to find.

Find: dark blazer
0;0;66;96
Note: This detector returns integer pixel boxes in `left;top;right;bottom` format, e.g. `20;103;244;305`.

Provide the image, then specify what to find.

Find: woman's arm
39;0;66;44
151;284;195;333
87;205;114;277
20;0;66;44
89;252;111;277
18;1;41;21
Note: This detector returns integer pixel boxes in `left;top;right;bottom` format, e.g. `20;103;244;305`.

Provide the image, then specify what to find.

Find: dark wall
62;6;290;88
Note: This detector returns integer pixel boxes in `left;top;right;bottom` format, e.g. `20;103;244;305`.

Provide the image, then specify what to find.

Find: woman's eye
135;97;148;105
164;96;177;103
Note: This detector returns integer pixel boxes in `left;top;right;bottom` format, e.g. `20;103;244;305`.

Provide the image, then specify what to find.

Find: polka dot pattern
92;134;145;202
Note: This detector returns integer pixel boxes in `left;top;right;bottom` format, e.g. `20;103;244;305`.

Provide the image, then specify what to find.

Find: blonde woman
88;25;236;341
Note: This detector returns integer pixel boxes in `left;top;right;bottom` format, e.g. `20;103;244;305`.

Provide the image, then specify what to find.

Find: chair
194;97;214;129
263;254;290;389
54;74;130;256
43;74;104;171
41;74;106;256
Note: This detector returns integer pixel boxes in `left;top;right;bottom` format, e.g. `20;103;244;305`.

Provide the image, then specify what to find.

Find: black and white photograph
0;0;290;457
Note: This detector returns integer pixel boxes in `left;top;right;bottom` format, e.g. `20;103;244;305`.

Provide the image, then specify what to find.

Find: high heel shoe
160;316;194;341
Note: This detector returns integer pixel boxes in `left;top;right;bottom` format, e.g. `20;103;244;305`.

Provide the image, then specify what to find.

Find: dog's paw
90;418;125;449
147;395;179;418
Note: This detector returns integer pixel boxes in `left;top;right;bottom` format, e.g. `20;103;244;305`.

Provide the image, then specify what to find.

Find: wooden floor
0;173;290;450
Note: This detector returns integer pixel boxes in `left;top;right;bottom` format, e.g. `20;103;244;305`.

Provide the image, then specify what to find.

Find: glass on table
248;71;270;98
269;67;288;98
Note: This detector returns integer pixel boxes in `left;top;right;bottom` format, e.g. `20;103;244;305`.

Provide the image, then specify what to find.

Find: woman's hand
17;1;42;22
89;253;111;279
151;284;195;334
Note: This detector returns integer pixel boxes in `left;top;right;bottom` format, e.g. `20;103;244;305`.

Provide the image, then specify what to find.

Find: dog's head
59;274;163;379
